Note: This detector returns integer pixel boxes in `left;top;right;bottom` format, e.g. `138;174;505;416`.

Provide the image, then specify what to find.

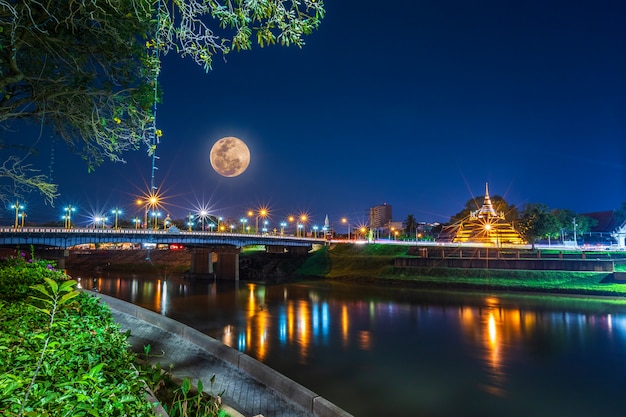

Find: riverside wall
394;257;614;272
94;292;353;417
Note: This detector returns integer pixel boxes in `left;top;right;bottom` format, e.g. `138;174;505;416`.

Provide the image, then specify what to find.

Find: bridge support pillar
189;248;214;277
215;252;239;281
188;246;240;280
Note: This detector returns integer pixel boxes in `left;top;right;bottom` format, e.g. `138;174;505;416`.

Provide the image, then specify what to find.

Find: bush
0;250;63;301
0;255;155;416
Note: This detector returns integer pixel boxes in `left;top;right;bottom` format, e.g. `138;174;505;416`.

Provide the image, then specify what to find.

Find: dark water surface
73;271;626;417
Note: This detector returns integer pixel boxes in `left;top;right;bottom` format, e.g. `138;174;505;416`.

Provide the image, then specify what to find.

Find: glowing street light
133;217;141;229
313;225;319;238
341;217;350;240
240;218;247;233
253;207;269;234
299;214;308;237
151;211;161;229
111;208;122;229
18;211;26;228
63;205;76;229
280;221;287;236
10;201;23;228
187;213;194;231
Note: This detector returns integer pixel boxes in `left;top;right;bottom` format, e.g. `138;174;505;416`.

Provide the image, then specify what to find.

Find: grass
298;243;626;297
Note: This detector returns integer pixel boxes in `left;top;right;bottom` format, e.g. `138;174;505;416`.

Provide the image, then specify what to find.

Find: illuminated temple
453;184;526;245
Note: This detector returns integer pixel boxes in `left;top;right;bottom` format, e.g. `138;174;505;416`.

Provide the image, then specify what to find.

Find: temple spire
478;182;498;217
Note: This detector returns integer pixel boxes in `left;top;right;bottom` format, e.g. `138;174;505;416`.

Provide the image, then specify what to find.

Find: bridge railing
0;226;327;243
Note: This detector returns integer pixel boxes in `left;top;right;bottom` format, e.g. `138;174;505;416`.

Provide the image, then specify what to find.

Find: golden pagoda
453;183;526;246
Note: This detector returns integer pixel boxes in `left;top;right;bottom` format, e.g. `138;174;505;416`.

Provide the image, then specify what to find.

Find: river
73;270;626;417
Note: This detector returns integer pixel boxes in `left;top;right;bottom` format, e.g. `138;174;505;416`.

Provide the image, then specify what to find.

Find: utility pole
573;217;578;247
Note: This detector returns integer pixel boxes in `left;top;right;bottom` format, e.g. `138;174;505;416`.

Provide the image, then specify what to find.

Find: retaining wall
94;292;353;417
394;257;614;272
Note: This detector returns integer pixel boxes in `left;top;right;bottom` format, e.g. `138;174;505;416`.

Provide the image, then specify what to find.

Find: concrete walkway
94;292;351;417
111;309;314;417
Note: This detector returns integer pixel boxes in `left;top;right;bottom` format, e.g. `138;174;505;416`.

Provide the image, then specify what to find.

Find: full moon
209;136;251;177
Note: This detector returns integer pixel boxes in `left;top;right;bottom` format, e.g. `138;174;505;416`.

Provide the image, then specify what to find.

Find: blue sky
10;0;626;227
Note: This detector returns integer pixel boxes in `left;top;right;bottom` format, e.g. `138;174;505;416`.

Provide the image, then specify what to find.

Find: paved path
111;309;313;417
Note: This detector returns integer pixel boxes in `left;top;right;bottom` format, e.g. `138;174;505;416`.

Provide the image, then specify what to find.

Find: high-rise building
369;203;392;230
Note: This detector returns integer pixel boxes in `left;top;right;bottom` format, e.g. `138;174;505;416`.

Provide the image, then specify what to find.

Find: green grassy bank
296;244;626;297
0;252;228;417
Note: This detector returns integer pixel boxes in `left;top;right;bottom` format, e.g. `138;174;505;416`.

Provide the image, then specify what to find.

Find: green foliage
296;246;331;276
136;352;227;417
0;261;155;416
0;251;64;301
0;0;324;203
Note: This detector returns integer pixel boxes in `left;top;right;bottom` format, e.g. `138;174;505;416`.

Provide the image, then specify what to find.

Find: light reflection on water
76;272;626;417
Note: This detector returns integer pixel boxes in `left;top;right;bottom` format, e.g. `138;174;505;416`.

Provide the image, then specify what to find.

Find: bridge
0;227;325;248
0;227;327;280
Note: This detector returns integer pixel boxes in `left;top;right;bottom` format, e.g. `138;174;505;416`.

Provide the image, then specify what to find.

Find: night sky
14;0;626;227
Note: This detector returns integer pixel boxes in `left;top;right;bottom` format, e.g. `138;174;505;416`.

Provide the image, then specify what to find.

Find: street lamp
341;217;350;240
280;221;287;236
133;217;141;229
313;225;319;238
299;214;308;237
151;211;161;229
63;205;76;229
18;211;26;228
198;209;209;231
10;201;23;228
111;208;122;229
187;213;194;231
255;207;269;234
240;218;247;233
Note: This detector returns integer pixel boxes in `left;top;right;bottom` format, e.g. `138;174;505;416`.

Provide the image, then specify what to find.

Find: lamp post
313;225;319;238
136;199;148;229
63;205;76;229
257;208;268;234
288;215;295;236
280;221;287;236
133;217;141;229
240;218;247;233
341;217;350;240
111;208;122;229
187;213;194;231
300;214;307;237
199;209;209;231
10;201;23;228
18;211;26;228
151;211;161;229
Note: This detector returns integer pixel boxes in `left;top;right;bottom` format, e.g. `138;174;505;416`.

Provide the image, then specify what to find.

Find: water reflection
77;272;626;417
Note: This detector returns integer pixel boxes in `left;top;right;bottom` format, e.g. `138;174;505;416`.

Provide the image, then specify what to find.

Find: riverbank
295;244;626;297
56;243;626;297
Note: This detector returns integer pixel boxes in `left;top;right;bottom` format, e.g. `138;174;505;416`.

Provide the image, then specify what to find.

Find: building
369;203;393;239
583;210;626;248
451;183;525;246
